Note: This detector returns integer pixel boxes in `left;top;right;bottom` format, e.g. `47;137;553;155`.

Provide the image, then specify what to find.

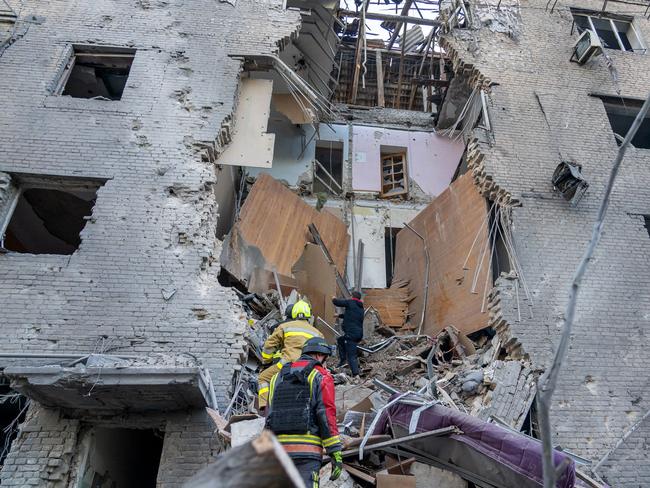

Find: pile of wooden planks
363;280;413;329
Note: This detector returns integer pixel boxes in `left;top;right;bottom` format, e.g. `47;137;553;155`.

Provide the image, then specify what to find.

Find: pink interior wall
351;126;465;197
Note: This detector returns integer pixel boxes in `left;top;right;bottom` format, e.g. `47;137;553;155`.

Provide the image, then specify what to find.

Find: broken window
597;96;650;148
572;10;645;53
0;382;27;468
380;148;408;198
0;175;104;255
384;227;400;287
57;45;135;100
75;427;164;488
313;141;343;195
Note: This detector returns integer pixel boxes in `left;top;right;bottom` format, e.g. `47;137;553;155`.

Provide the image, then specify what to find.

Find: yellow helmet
292;300;312;319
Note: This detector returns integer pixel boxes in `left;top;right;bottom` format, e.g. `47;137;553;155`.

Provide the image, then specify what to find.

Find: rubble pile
196;287;595;488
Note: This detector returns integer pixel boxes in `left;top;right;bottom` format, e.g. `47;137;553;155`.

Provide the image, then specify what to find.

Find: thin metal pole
537;92;650;488
404;223;430;335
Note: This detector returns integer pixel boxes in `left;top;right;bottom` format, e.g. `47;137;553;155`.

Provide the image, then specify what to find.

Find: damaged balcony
3;354;217;415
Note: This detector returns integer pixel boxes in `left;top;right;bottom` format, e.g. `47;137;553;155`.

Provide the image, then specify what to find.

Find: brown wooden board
363;284;410;328
292;243;339;344
392;172;490;335
224;174;349;285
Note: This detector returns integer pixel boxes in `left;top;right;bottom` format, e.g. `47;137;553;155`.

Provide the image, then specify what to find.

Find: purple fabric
371;399;576;488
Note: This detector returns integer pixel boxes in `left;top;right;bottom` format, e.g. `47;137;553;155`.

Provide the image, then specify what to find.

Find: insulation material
217;78;275;168
393;172;490;335
221;174;349;287
362;281;411;328
292;243;338;343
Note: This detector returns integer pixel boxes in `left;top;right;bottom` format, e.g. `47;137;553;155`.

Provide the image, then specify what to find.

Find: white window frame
575;12;646;54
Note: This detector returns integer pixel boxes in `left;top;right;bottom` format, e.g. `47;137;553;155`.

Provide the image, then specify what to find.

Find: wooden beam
375;49;385;107
387;0;414;50
339;9;441;27
395;22;407;109
408;28;434;110
349;1;369;103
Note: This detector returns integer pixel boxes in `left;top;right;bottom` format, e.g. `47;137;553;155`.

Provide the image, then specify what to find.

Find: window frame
571;10;646;54
0;173;106;253
379;150;409;199
54;44;137;100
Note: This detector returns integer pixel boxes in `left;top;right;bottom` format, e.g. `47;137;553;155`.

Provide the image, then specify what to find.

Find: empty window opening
572;10;645;53
384;227;400;287
59;45;135;100
520;397;540;439
313;141;344;195
1;176;104;255
0;382;27;468
489;203;513;282
76;427;164;488
597;96;650;149
380;147;408;199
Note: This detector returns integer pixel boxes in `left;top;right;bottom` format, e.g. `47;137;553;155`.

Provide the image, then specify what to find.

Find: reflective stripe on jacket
261;320;323;364
267;355;342;459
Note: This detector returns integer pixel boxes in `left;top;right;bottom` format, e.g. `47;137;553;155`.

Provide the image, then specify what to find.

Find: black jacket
332;297;364;340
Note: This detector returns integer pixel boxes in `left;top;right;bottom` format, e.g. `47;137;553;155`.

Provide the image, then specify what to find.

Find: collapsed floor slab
5;364;212;414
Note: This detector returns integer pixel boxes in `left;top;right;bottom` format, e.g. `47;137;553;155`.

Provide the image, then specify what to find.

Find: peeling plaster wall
252;121;464;198
299;198;424;290
0;0;300;485
347;203;424;289
351;125;464;195
445;0;650;484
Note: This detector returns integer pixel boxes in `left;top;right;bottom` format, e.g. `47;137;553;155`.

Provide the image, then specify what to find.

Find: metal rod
537;92;650;488
403;223;430;335
342;426;459;458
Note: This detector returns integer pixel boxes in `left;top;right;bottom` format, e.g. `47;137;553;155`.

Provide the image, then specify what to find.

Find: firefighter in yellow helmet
257;300;323;411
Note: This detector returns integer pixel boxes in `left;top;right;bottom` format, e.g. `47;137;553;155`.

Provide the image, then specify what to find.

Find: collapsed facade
0;0;648;486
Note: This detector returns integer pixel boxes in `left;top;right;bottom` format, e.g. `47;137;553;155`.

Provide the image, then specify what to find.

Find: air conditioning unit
552;161;589;206
573;30;603;64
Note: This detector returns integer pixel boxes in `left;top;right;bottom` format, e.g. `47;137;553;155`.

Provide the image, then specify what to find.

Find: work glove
329;450;343;481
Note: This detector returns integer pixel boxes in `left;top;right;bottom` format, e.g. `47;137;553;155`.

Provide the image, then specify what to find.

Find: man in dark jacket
332;291;364;377
266;337;343;487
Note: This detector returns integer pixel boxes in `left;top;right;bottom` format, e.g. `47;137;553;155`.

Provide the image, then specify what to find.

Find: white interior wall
346;202;424;289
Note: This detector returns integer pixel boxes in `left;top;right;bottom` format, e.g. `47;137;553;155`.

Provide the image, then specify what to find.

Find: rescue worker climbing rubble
257;300;323;411
266;337;343;487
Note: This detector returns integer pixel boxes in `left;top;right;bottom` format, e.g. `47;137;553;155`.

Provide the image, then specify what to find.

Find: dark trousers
337;335;360;376
292;457;321;487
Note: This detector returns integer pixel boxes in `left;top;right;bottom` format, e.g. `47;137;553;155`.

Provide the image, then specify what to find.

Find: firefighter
257;300;323;411
332;291;364;377
266;337;343;487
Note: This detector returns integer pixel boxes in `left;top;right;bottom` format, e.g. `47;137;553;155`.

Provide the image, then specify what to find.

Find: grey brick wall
0;0;299;485
445;1;650;485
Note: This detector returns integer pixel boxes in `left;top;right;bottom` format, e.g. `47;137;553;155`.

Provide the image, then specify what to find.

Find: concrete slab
4;365;211;413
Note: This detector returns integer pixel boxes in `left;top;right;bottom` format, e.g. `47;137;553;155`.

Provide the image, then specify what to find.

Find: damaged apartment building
0;0;648;486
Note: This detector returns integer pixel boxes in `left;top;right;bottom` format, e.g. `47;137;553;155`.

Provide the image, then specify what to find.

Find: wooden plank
343;464;376;484
375;49;385;108
395;22;407;109
228;174;349;283
393;172;490;335
339;9;441;27
292;243;339;343
185;430;306;488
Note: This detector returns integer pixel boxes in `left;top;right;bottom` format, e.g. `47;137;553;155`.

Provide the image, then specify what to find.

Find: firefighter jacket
332;297;364;341
266;355;342;460
261;320;323;366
